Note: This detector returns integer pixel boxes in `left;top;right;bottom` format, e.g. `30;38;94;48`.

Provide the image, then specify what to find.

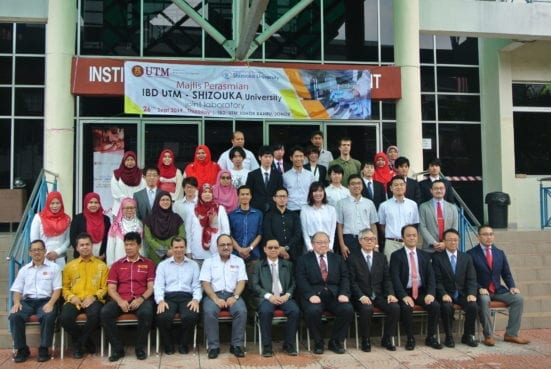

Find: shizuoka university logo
131;65;144;77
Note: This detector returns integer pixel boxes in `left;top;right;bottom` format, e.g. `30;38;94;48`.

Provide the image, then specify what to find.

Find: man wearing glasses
296;232;353;354
348;229;399;352
9;239;62;363
200;234;248;359
467;225;529;346
251;239;300;357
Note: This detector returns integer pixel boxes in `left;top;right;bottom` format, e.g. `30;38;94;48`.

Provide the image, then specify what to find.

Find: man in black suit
388;157;422;204
271;143;292;174
251;239;300;357
348;229;399;352
432;229;478;348
360;161;386;210
246;145;283;213
389;225;443;350
419;158;455;203
296;232;353;354
133;166;159;220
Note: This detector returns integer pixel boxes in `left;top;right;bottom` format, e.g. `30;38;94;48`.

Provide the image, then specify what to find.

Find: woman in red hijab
70;192;111;260
157;149;183;201
111;151;146;217
30;191;71;267
373;152;395;190
184;145;220;188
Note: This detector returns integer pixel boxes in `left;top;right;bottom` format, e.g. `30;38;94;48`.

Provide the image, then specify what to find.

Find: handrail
539;177;551;229
6;169;57;310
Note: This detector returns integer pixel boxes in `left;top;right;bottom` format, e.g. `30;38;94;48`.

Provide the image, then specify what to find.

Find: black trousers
302;290;353;343
155;292;199;348
353;296;400;339
60;301;103;347
398;290;440;338
441;297;478;337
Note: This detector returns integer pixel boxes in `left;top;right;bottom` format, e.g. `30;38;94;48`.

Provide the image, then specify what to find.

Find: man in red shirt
100;232;155;361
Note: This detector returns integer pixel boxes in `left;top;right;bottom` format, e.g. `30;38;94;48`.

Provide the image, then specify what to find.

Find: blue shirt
154;256;202;303
229;206;264;260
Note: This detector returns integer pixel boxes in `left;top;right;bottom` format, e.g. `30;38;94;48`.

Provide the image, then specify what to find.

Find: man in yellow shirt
60;233;108;358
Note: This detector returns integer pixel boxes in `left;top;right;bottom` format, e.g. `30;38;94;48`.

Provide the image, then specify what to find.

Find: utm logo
131;65;144;77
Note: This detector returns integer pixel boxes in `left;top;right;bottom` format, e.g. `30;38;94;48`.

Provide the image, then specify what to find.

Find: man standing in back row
327;137;361;185
217;131;259;171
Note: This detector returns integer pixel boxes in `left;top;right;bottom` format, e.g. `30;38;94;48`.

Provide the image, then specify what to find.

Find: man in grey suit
419;180;458;252
133;166;159;220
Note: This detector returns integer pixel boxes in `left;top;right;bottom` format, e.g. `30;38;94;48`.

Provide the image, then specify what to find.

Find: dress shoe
85;339;97;354
207;348;219;359
283;343;298;356
361;338;371;352
262;345;273;357
164;345;175;355
135;348;147;360
178;345;189;354
313;341;324;354
328;339;346;354
37;346;50;362
14;346;30;363
72;344;84;359
405;336;416;351
461;334;479;347
504;334;530;344
425;336;443;350
483;336;496;346
444;335;455;348
381;336;396;351
230;345;245;357
108;350;125;362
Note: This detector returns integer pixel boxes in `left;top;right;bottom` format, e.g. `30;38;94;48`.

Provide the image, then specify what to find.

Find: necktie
436;201;444;241
277;161;283;174
271;263;281;297
367;181;373;199
485;247;495;293
366;254;372;271
319;254;328;282
149;189;155;207
409;251;419;299
264;172;269;189
451;254;459;299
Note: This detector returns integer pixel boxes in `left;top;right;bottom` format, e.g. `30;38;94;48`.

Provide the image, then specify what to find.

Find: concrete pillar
393;0;423;174
44;0;76;210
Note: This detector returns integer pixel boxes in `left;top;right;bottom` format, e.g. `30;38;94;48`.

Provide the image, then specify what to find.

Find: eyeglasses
220;176;231;180
266;246;280;250
360;237;377;242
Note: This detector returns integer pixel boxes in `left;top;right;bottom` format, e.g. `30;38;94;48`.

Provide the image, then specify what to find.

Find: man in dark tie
295;232;353;354
467;225;529;346
133;166;159;220
360;161;386;210
389;225;442;350
272;143;291;174
348;229;399;352
432;229;478;348
251;239;300;357
246;145;283;213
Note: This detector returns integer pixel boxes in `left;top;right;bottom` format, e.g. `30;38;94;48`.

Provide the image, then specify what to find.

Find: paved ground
1;329;550;369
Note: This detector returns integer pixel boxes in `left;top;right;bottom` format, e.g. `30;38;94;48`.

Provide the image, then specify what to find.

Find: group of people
9;129;529;362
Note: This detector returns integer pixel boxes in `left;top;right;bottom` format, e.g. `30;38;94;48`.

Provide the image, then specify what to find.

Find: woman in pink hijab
212;170;238;212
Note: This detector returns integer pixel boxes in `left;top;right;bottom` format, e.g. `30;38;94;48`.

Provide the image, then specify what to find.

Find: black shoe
328;339;346;354
461;334;479;347
230;345;245;358
14;347;30;363
381;336;396;351
313;341;324;354
444;336;455;348
164;345;175;355
283;343;298;356
405;336;416;351
85;339;97;354
37;347;49;362
262;345;273;357
108;350;125;362
425;336;443;350
72;344;83;359
178;345;189;354
207;348;219;359
361;338;371;352
135;348;147;360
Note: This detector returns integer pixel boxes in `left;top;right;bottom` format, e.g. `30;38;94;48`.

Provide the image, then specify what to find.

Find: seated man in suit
348;229;399;352
296;232;354;354
467;225;529;346
251;239;300;357
246;145;283;213
419;180;459;253
432;229;478;348
390;225;442;350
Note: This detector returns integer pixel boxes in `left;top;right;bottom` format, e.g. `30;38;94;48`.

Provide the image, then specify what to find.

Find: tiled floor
2;329;550;369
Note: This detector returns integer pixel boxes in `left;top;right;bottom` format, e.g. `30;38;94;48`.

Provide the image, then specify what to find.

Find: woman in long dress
30;191;71;267
110;151;146;217
157;149;183;201
105;197;143;266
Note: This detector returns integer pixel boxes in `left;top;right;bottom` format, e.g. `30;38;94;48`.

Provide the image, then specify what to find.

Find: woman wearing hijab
110;151;146;217
386;145;400;172
105;197;143;266
212;170;238;213
30;191;71;267
70;192;111;260
373;152;395;190
143;191;185;265
157;149;183;201
184;145;220;188
186;183;230;264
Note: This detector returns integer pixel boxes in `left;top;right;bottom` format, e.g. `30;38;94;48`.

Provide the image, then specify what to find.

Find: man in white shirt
282;146;314;211
307;130;333;168
217;131;259;171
